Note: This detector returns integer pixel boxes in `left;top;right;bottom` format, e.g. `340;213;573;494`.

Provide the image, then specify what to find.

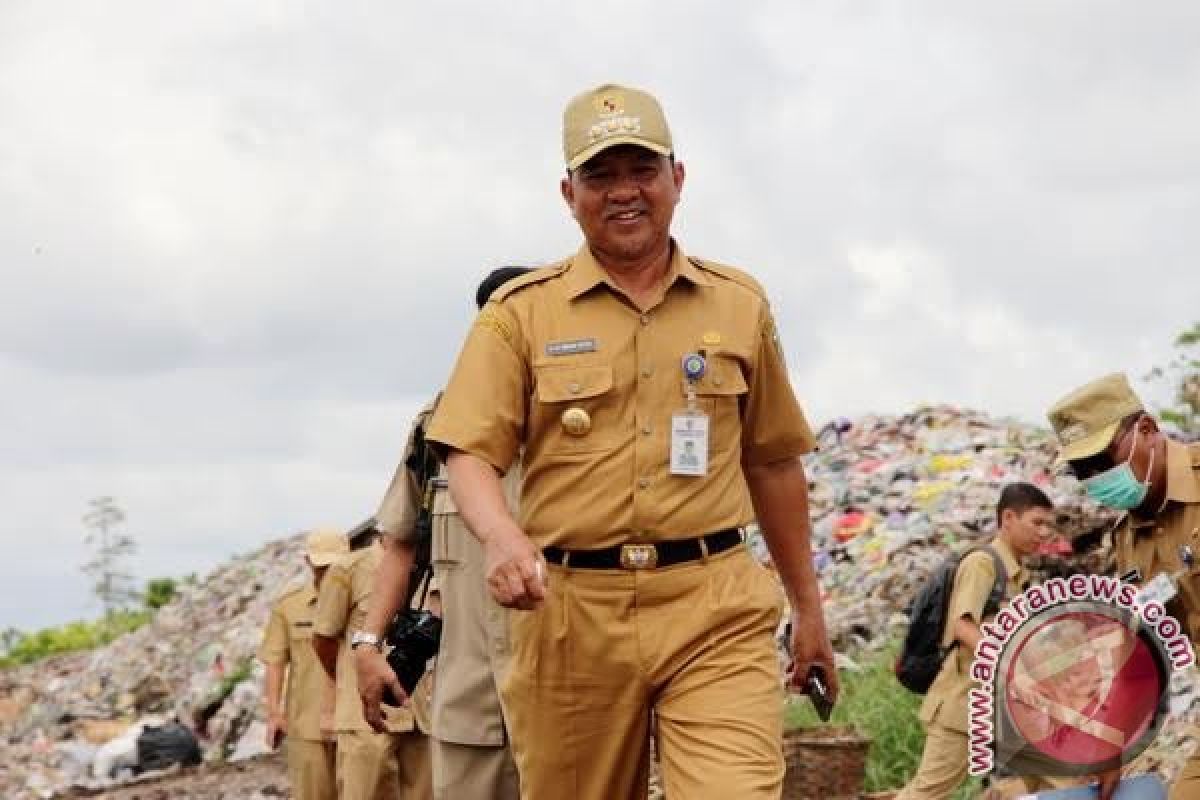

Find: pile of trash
0;536;307;799
2;405;1197;796
795;405;1117;653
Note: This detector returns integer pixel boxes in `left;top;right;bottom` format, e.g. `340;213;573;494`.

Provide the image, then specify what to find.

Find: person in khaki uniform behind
355;267;530;800
425;83;839;800
897;483;1054;800
313;532;432;800
1048;373;1200;800
258;529;348;800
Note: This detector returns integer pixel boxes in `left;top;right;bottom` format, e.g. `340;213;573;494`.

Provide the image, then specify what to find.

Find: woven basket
782;725;871;800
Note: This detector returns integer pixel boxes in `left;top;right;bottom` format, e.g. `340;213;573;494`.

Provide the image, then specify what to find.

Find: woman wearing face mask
1047;373;1200;800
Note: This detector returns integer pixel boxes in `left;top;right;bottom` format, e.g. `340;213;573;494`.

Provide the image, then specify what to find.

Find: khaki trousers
432;738;520;800
336;729;432;800
285;738;336;800
501;545;786;800
896;723;968;800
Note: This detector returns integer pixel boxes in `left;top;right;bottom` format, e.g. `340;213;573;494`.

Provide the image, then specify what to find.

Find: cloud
2;1;1197;627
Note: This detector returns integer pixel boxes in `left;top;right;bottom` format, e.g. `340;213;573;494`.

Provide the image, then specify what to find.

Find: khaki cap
304;527;349;566
563;83;673;171
1047;373;1145;462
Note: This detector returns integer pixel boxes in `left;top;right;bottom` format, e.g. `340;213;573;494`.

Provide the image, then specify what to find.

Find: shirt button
713;376;723;387
641;367;653;379
640;313;651;326
641;425;653;436
569;382;581;394
638;477;650;489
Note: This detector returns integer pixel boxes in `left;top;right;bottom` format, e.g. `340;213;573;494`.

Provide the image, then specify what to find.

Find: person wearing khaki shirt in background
356;268;530;800
1048;373;1200;800
257;529;347;800
425;83;838;800
897;484;1052;800
313;534;432;800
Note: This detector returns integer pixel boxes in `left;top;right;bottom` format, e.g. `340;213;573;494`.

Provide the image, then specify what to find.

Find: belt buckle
620;544;658;570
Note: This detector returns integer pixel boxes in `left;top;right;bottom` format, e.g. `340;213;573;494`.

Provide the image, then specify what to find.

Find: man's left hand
788;609;840;705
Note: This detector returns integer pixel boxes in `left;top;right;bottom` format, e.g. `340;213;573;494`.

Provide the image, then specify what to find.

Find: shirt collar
562;239;712;301
991;537;1025;584
1165;439;1200;504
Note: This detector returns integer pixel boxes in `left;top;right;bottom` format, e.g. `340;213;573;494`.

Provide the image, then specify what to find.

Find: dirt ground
56;753;289;800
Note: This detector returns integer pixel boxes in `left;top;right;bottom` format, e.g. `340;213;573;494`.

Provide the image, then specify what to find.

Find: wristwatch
350;631;383;652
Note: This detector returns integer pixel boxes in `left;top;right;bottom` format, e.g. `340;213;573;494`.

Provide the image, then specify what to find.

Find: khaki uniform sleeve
313;565;352;638
375;446;421;543
740;304;816;465
257;603;289;665
941;552;997;648
425;301;529;472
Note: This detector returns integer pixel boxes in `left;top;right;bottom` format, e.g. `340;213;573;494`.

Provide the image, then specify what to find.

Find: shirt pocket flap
694;354;748;396
536;364;614;403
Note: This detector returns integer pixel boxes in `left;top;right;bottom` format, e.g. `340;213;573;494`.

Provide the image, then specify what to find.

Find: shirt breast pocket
289;620;315;646
432;487;465;568
692;354;749;454
532;363;620;455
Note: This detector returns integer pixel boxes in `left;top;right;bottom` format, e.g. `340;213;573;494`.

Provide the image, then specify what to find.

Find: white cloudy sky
2;1;1197;630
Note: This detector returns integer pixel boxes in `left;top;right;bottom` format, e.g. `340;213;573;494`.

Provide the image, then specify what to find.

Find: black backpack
894;545;1007;694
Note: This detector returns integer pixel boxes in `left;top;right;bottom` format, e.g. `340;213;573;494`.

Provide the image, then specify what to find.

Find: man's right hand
265;712;286;749
355;645;406;733
483;525;546;611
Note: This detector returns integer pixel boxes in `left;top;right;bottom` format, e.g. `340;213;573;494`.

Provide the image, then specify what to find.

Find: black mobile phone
806;665;833;722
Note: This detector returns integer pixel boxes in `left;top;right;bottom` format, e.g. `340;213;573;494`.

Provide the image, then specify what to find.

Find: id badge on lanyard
670;353;710;477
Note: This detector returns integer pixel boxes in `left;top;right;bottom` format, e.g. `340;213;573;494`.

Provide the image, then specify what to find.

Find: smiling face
560;144;685;270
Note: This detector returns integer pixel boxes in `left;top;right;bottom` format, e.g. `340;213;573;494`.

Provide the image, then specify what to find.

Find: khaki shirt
377;395;521;745
920;538;1025;734
429;464;521;746
313;542;415;734
257;583;330;741
375;398;439;542
1114;440;1200;642
426;241;815;549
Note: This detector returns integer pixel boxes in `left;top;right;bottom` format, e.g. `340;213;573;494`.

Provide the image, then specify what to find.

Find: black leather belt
543;528;744;570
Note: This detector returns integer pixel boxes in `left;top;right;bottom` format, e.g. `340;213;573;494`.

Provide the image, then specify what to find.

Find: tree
1147;322;1200;438
82;496;139;618
143;577;178;610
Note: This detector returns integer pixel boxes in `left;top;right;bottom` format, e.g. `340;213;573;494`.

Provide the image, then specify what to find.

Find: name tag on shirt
1137;573;1177;607
669;411;709;477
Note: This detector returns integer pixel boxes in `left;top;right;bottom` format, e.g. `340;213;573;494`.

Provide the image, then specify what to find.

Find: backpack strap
945;545;1009;653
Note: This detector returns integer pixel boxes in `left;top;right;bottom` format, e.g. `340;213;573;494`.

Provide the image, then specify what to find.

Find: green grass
784;644;983;798
0;609;153;669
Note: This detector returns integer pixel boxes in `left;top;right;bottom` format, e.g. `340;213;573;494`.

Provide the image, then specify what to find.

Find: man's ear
560;173;575;215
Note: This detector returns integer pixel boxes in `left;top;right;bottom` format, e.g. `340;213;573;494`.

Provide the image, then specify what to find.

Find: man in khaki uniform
425;83;838;800
313;533;432;800
1048;373;1200;800
257;529;347;800
897;483;1054;800
356;268;529;800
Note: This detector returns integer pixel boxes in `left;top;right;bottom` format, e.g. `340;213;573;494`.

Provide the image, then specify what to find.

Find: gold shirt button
641;424;652;436
641;367;653;379
640;313;651;326
562;407;591;436
638;477;650;489
568;381;582;394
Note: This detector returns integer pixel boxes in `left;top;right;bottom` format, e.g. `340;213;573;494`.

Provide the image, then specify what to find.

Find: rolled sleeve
740;304;816;466
257;605;289;665
425;300;529;472
941;552;996;648
313;566;352;638
375;459;420;542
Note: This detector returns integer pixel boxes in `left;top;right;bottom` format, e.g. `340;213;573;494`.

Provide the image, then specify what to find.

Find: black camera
382;609;442;706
